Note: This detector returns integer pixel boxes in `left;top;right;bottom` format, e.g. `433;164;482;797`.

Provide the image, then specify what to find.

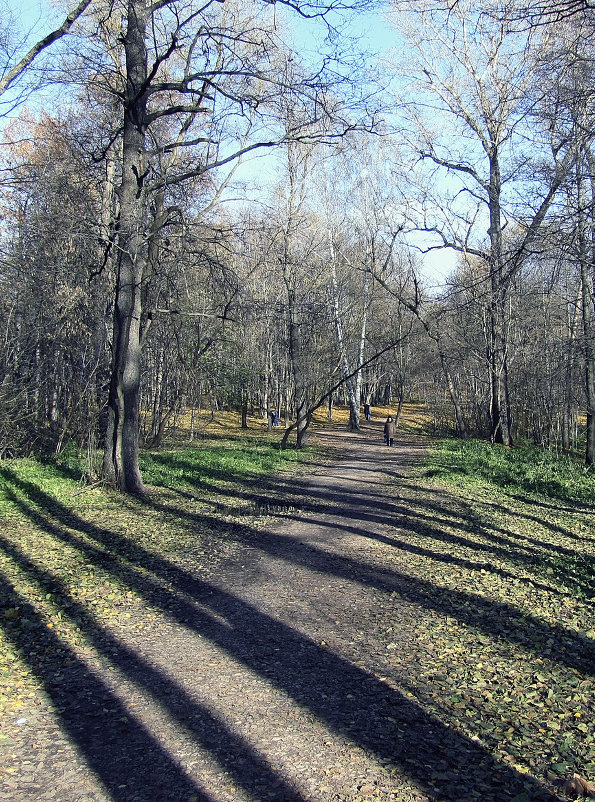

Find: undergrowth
424;438;595;505
139;438;312;491
421;438;595;601
0;436;315;520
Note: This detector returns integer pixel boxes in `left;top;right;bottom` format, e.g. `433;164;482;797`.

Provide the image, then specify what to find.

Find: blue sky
9;0;61;34
3;0;458;283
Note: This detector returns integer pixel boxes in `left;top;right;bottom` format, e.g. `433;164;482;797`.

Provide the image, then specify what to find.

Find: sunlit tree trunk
328;234;359;429
353;264;371;427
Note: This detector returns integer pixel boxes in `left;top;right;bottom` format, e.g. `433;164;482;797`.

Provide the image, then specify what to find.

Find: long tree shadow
0;537;311;802
5;464;593;675
0;575;214;802
252;508;568;598
188;511;595;676
141;448;332;495
196;464;589;563
155;473;595;601
0;470;574;801
145;427;592;649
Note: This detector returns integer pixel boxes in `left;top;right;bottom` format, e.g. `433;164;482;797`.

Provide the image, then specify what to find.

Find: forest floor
0;420;594;802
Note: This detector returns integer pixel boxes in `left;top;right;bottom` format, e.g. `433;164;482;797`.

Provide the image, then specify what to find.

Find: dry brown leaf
561;774;595;797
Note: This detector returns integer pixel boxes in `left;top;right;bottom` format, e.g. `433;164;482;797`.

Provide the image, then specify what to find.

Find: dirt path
1;424;563;802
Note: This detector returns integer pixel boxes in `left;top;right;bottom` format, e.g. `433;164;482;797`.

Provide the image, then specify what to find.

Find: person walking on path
383;415;395;446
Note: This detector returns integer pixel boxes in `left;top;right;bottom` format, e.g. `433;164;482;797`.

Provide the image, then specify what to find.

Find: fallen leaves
0;435;593;801
560;774;595;797
375;467;595;800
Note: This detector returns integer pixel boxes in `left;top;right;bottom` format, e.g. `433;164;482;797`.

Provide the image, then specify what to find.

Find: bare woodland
1;0;595;490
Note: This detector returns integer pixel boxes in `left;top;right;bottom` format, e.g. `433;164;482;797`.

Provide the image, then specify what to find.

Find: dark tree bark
103;0;150;493
486;146;513;445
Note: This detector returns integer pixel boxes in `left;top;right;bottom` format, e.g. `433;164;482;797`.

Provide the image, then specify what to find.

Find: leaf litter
382;465;595;799
0;431;593;800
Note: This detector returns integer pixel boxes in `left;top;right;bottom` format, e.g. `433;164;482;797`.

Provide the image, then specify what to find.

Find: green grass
0;459;81;520
423;439;595;505
0;436;315;519
420;438;595;601
139;437;313;491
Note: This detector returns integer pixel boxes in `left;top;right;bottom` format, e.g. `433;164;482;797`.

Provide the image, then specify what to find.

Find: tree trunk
148;405;175;449
353;266;371;428
295;394;309;447
394;382;405;428
328;233;359;430
585;293;595;468
581;166;595;466
487;148;513;446
287;286;309;448
103;0;149;493
439;349;468;438
489;292;513;445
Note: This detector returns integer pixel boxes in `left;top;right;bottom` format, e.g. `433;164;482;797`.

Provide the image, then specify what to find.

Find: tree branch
0;0;92;97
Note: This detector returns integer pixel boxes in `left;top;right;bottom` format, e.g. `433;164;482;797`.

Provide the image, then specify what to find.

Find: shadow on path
0;428;580;801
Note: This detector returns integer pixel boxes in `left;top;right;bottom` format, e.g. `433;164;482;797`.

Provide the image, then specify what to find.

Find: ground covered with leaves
389;451;594;796
0;413;593;801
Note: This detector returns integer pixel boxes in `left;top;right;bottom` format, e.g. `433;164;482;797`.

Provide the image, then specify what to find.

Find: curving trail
2;423;567;802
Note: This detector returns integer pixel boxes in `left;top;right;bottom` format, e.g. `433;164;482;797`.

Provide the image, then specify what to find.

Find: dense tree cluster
0;0;594;490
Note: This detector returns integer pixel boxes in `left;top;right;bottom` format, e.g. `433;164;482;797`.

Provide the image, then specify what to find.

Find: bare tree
527;20;595;464
0;0;92;107
391;0;576;445
320;154;373;431
393;0;595;26
580;150;595;465
0;111;111;458
495;0;595;27
75;0;375;491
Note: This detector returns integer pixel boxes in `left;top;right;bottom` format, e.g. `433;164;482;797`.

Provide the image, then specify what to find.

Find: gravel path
1;424;563;802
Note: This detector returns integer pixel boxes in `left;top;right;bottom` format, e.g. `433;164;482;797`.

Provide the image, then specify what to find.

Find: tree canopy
1;0;594;483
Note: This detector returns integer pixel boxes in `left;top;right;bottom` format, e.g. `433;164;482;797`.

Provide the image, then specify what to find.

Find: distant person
383;415;395;447
364;402;371;421
271;408;279;427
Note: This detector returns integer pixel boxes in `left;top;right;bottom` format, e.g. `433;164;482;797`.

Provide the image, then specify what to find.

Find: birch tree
323;168;371;431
